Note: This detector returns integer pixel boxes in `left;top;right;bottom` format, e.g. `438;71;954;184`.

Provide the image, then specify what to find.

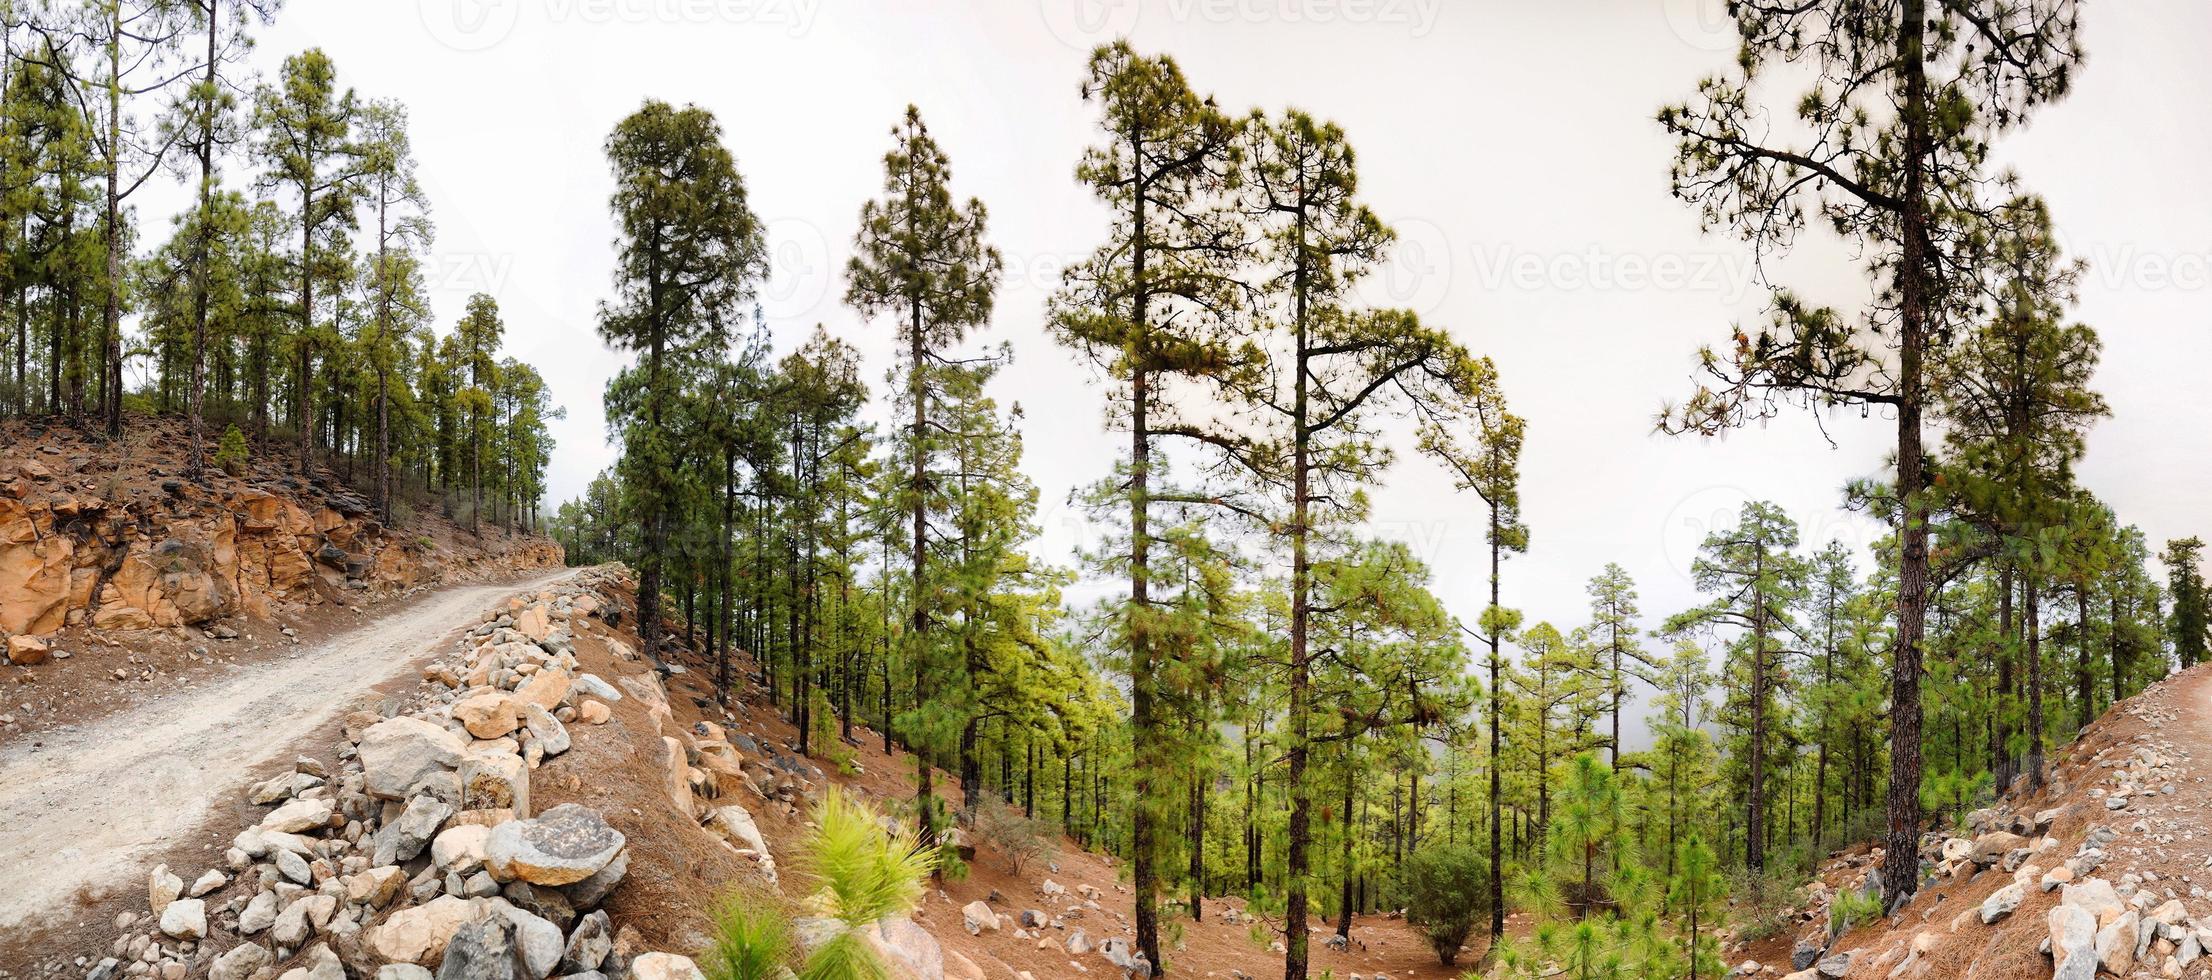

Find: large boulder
2049;905;2098;980
2063;878;2125;925
460;750;530;816
560;912;612;974
485;804;626;886
514;606;551;643
148;865;183;915
1978;882;2024;924
370;895;478;965
522;704;569;757
2096;910;2139;976
434;915;518;980
1968;832;2027;866
346;866;409;908
434;825;494;873
0;526;74;636
515;669;571;712
961;900;999;935
395;795;456;862
362;717;467;800
7;633;51;665
453;693;522;740
479;899;564;979
704;805;776;883
283;944;345;980
660;737;692;819
210;943;272;980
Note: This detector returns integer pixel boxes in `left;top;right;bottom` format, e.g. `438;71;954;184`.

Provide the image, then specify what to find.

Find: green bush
213;425;250;476
933;842;970;882
797;787;938;980
1829;887;1885;935
1397;844;1491;966
702;890;795;980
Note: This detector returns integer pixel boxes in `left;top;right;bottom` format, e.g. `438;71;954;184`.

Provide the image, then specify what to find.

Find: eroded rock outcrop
0;425;562;648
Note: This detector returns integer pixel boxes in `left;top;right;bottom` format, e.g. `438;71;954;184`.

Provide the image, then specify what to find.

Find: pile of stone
92;568;707;980
2039;876;2212;978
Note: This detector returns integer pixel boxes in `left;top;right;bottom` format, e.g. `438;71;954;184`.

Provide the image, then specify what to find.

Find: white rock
630;953;706;980
158;899;206;940
260;797;335;833
147;865;182;915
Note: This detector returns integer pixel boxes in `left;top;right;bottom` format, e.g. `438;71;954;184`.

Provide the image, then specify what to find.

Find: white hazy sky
156;1;2212;704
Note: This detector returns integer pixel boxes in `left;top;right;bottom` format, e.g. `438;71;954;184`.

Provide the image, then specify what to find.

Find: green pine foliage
1398;844;1489;966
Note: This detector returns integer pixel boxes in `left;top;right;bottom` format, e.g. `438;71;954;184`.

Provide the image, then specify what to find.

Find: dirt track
0;569;574;934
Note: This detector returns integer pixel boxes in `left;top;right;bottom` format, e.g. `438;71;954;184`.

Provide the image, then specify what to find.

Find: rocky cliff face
0;421;561;658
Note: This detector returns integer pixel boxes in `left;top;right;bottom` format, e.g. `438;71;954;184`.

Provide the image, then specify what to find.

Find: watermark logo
419;0;522;52
425;252;518;296
1164;0;1442;37
1041;0;1143;50
1660;483;1887;585
1660;484;1751;581
543;0;821;35
1661;0;1736;52
1040;0;1441;50
1370;215;1454;316
1464;243;1761;304
760;217;834;321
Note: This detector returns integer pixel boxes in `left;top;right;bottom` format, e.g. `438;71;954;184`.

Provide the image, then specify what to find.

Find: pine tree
1543;754;1623;920
23;0;194;436
1429;365;1525;945
1938;195;2106;789
1657;0;2085;906
597;99;765;669
253;47;361;467
452;293;502;534
1799;542;1857;847
2162;538;2207;671
1666;501;1803;873
173;0;279;469
1584;564;1645;772
844;104;1001;837
1048;41;1249;975
1667;835;1727;980
1239;107;1505;978
355;98;430;523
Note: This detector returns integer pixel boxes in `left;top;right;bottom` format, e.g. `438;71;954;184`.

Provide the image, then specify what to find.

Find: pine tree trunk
1880;0;1934;909
2026;576;2044;787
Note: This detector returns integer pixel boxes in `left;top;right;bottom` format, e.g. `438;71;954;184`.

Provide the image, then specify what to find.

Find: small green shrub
934;842;970;883
702;889;795;980
1398;844;1491;966
1829;887;1885;934
789;787;937;980
213;425;250;476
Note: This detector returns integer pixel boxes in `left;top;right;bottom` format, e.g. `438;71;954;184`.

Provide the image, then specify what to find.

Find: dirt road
0;569;574;933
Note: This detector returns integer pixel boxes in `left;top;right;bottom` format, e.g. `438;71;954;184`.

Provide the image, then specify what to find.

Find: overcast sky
162;1;2212;708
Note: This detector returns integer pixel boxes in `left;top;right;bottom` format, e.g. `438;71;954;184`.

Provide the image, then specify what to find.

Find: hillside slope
0;417;561;739
1738;665;2212;980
